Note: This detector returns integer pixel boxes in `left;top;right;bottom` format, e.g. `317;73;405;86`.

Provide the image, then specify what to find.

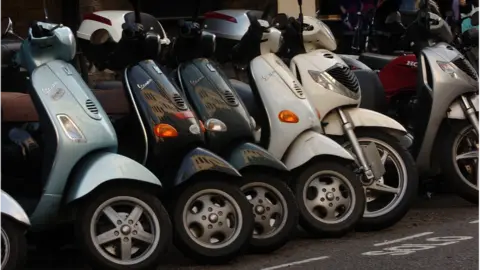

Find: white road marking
260;256;330;270
469;220;478;224
374;232;434;247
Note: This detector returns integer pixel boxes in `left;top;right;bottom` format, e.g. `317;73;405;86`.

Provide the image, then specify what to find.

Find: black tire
292;161;365;238
239;173;298;253
437;120;478;204
1;217;28;270
336;129;418;231
172;180;254;264
75;186;172;270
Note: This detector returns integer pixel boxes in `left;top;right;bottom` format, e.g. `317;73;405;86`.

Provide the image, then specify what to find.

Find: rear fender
65;152;162;203
283;130;355;170
1;191;30;227
174;147;241;186
227;142;288;172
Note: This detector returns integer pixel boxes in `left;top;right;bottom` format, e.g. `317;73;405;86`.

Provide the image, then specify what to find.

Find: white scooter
203;2;418;231
74;9;366;237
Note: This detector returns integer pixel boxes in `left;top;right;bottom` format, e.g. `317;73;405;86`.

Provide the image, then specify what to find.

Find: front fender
323;107;409;146
283;130;355;170
1;191;30;226
227;142;288;172
174;147;241;186
65;152;162;203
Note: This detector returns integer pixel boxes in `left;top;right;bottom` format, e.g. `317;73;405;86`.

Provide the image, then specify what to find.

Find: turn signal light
199;121;206;133
278;110;299;123
154;124;178;138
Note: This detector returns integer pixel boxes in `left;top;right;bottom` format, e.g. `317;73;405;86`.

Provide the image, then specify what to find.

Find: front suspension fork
461;95;479;134
337;108;375;184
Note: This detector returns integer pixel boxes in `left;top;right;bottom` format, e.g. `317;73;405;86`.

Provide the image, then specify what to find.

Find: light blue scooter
1;190;30;270
3;19;172;270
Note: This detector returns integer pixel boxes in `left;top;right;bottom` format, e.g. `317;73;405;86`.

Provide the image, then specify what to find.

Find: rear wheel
1;217;27;270
75;186;172;270
239;173;298;253
172;180;254;264
438;120;478;204
339;129;418;231
292;161;365;237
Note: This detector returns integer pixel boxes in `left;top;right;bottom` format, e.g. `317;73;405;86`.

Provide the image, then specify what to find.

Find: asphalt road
26;195;478;270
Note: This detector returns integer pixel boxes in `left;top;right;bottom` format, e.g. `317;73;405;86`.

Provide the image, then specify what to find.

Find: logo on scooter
41;81;59;96
405;61;418;68
137;79;153;90
206;63;216;72
190;75;204;86
262;70;276;81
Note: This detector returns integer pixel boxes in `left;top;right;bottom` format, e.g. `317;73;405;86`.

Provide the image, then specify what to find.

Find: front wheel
438;120;478;204
172;180;254;264
1;217;28;270
75;186;172;270
292;161;366;238
339;129;418;231
239;173;298;253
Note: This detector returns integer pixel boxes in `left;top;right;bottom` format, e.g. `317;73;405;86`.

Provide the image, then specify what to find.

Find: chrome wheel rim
343;138;408;218
453;125;479;190
241;182;288;239
303;170;356;224
1;227;10;269
90;196;161;265
182;189;243;249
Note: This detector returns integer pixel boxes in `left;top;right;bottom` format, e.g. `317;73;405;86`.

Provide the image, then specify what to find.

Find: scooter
352;1;479;203
167;12;298;253
1;190;30;270
75;1;255;263
203;4;418;231
210;9;367;238
0;18;173;270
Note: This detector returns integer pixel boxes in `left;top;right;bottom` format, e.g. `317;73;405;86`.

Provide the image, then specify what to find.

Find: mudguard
174;147;242;186
226;142;288;172
283;130;355;170
65;152;162;203
1;191;30;226
323;107;409;144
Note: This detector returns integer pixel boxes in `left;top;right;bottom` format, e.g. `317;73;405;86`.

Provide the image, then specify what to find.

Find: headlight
308;70;360;99
437;61;461;79
205;118;227;132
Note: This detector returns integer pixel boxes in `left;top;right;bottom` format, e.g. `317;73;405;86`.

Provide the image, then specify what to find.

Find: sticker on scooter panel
189;124;201;134
50;88;65;101
206;63;216;72
191;155;231;171
364;142;386;179
152;64;163;74
62;66;72;75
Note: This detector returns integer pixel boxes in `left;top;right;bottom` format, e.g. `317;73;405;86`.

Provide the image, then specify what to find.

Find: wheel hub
326;192;335;201
120;225;131;235
208;213;219;223
255;205;266;215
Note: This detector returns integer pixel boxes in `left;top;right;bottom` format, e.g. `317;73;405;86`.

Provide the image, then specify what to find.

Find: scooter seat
358;53;397;71
2;39;21;66
1;89;130;122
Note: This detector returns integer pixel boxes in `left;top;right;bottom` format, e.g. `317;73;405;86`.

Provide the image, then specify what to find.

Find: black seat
358;53;397;71
2;39;21;66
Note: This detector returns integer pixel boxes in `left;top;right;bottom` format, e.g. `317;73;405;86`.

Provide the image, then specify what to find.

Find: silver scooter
407;1;479;203
1;190;30;270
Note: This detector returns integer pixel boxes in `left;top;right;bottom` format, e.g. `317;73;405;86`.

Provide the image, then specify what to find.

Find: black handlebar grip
30;21;44;38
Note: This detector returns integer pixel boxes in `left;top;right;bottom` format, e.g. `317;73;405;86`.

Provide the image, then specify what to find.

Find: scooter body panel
177;58;254;153
250;53;320;159
290;50;361;120
283;130;355;170
174;147;242;186
65;152;162;203
378;54;418;101
1;190;30;226
226;142;288;172
414;43;479;173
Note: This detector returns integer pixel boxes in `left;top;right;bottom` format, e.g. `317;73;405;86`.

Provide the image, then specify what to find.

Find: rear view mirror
2;17;13;36
470;11;480;26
